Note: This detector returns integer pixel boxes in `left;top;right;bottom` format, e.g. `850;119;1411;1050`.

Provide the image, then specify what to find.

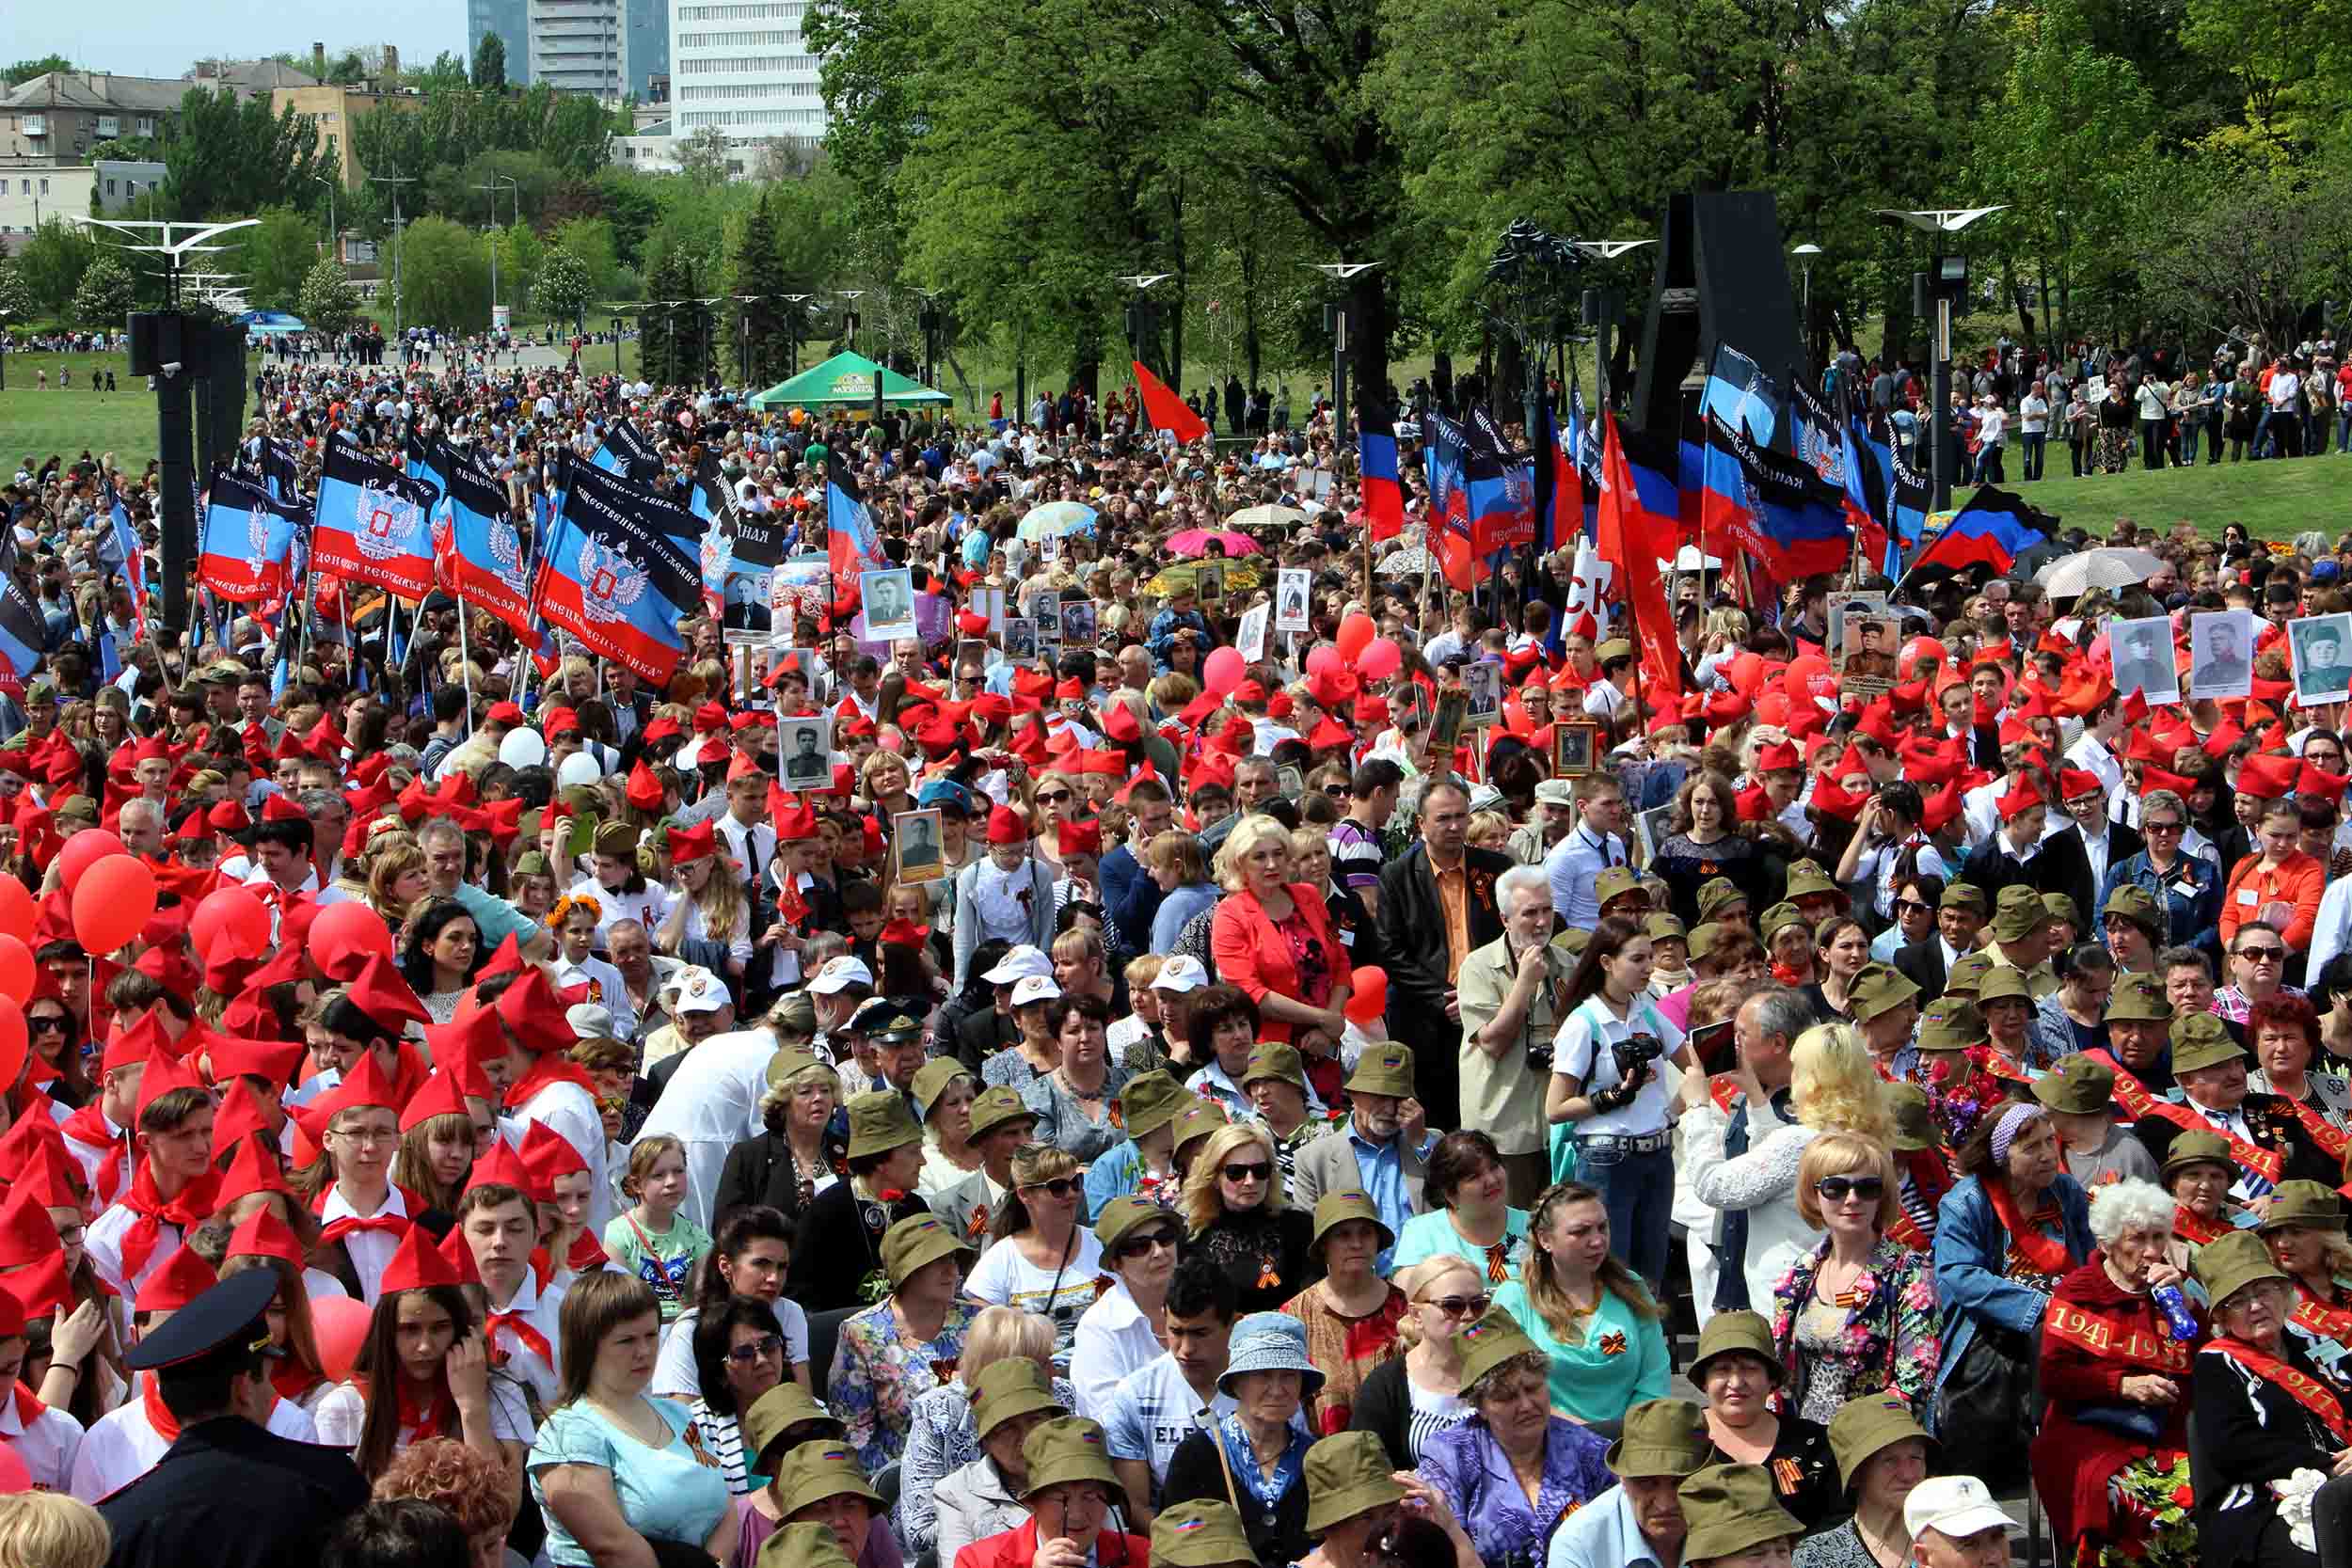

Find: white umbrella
2036;547;2166;598
1228;503;1309;531
1377;547;1436;578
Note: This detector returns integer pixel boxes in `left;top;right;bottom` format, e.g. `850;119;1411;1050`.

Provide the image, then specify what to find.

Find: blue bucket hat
1216;1312;1326;1398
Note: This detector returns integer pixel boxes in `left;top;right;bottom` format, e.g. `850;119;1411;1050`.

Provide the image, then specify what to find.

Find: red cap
0;1184;59;1268
204;1032;307;1091
378;1222;459;1294
665;820;720;865
1057;819;1102;858
225;1206;305;1270
345;953;432;1032
468;1135;540;1201
134;1244;219;1315
133;1036;207;1124
2237;752;2300;800
2301;761;2352;803
208;1082;275;1164
1996;782;2045;822
520;1121;589;1191
496;971;578;1057
626;760;665;812
206;800;251;833
304;1044;401;1123
400;1068;472;1132
485;702;526;727
986;805;1028;846
2057;768;2104;800
261;794;308;824
213;1128;293;1208
1755;741;1801;774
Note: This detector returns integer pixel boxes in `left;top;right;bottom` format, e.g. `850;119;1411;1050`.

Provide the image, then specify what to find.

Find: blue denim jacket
1932;1173;2093;1396
2098;849;2221;955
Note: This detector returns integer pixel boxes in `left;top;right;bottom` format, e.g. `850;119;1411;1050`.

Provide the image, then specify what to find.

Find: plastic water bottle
2152;1283;2198;1340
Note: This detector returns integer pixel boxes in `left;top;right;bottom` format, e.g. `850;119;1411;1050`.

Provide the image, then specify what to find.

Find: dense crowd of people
3;341;2352;1568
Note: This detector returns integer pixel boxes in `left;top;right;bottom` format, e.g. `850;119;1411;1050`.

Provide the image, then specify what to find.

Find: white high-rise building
667;0;826;145
532;0;627;100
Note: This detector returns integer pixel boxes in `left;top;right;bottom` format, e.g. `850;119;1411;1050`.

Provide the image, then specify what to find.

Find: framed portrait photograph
1432;690;1469;753
1059;599;1099;648
2109;614;2180;707
1029;590;1062;640
1275;568;1312;634
778;716;833;789
2291;612;2352;708
1277;764;1305;800
1827;592;1889;677
861;567;918;641
971;584;1007;629
2187;609;2255;702
721;562;774;645
1463;661;1502;727
955;638;990;673
1237;602;1269;662
1003;617;1037;659
1553;720;1599;777
1196;563;1226;602
893;809;947;884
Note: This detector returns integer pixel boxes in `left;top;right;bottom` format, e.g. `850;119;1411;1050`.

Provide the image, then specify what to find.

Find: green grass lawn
1997;447;2345;541
1;353;162;473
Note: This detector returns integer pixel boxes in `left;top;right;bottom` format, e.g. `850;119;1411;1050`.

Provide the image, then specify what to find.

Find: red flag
1131;362;1208;445
1597;412;1681;707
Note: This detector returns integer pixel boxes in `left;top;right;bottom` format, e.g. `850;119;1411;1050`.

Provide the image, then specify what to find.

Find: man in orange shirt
2219;795;2324;957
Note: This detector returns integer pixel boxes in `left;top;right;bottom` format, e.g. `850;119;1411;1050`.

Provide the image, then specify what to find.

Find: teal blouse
1488;1279;1670;1426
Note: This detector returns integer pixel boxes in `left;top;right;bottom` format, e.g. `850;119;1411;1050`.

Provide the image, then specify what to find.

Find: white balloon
498;728;548;768
557;752;603;786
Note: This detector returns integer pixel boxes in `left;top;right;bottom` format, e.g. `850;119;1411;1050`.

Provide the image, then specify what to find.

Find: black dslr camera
1611;1031;1664;1085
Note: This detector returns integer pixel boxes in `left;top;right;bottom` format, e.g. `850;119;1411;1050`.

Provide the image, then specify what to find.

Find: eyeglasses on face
2142;819;2184;834
1036;789;1073;804
1815;1176;1885;1203
331;1125;400;1148
1220;1161;1273;1184
1419;1291;1492;1318
26;1014;68;1035
1024;1177;1081;1200
1892;899;1929;915
725;1332;785;1365
2237;945;2286;962
1116;1230;1181;1259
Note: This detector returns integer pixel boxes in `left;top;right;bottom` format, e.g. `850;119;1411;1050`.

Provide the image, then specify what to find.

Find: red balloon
1336;612;1376;661
0;936;31;1004
312;900;396;981
1359;638;1403;680
312;1295;373;1384
1202;646;1246;698
0;878;33;944
56;829;125;895
1305;645;1341;679
0;997;26;1095
191;886;273;964
71;855;156;957
1344;965;1388;1024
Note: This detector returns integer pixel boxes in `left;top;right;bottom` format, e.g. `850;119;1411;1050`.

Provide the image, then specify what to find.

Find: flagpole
458;608;474;736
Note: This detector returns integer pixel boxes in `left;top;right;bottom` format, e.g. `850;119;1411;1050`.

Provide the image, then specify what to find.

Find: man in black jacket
1895;881;1988;1000
100;1271;370;1568
1373;780;1509;1132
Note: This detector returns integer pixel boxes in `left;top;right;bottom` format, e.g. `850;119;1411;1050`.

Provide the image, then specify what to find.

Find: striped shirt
1329;818;1384;893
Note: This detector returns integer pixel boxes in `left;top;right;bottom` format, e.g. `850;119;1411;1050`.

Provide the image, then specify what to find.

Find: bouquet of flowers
2275;1466;2330;1554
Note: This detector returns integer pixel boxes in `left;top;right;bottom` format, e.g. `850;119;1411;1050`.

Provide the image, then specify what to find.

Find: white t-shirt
651;1298;812;1401
1102;1354;1236;1491
1549;994;1687;1138
2019;396;2049;435
311;1375;532;1452
962;1228;1105;1361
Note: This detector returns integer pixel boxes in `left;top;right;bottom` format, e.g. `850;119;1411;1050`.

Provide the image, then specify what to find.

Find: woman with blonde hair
0;1492;107;1568
365;841;430;930
963;1146;1104;1360
1210;813;1349;1050
1182;1120;1315;1314
656;827;752;981
1344;1255;1485;1468
1683;1018;1893;1311
899;1307;1075;1559
1489;1180;1669;1425
1767;1132;1941;1424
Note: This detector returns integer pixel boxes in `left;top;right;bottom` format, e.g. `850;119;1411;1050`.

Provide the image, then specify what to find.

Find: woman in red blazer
1210;815;1352;1050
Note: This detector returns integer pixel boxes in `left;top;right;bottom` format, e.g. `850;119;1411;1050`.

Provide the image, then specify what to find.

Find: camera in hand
1611;1031;1663;1084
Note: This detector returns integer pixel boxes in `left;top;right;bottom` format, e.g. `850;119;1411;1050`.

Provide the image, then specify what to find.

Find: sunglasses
2237;946;2286;962
1220;1161;1273;1183
725;1333;785;1365
1036;790;1073;804
1420;1292;1492;1318
1117;1230;1182;1259
1892;898;1928;915
26;1015;67;1035
1816;1176;1885;1203
1024;1177;1081;1200
2142;820;2184;833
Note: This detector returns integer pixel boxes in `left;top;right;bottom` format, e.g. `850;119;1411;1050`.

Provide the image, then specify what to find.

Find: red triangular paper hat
467;1135;540;1200
225;1205;305;1270
213;1127;293;1208
379;1221;461;1294
399;1068;472;1132
132;1035;206;1123
0;1182;58;1269
496;971;577;1056
519;1120;589;1190
345;953;431;1031
134;1243;218;1314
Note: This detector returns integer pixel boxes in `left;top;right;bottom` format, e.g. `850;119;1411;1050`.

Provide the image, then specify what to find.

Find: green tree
13;218;96;319
536;246;594;331
299;257;363;334
392;215;492;332
160;87;332;222
723;188;797;387
0;261;32;325
3;55;72;87
412;52;470;92
498;220;547;315
472;31;509;88
677;126;733;186
552;215;623;296
639;250;705;386
72;256;135;331
235;207;323;313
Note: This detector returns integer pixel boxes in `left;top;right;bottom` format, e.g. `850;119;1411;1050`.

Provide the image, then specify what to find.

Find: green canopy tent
747;351;950;409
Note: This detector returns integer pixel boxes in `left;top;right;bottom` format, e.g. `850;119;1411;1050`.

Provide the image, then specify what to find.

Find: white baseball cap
1902;1477;2010;1544
1009;974;1062;1008
807;956;875;995
983;945;1054;985
1152;955;1209;993
668;970;732;1017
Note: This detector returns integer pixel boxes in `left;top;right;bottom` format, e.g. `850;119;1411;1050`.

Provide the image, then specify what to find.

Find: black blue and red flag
1359;388;1405;544
594;420;663;484
434;441;537;640
1698;411;1850;582
198;466;303;605
1905;486;2049;579
315;437;439;599
532;451;698;685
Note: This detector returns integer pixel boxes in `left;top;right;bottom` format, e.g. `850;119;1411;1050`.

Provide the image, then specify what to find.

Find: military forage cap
2106;971;2173;1022
2032;1053;2116;1116
1847;962;1919;1023
844;1089;922;1159
1944;951;1998;997
1990;882;2055;943
2169;1012;2246;1075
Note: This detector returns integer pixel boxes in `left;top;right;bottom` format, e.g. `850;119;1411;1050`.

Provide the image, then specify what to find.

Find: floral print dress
1769;1236;1943;1425
829;1297;981;1474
